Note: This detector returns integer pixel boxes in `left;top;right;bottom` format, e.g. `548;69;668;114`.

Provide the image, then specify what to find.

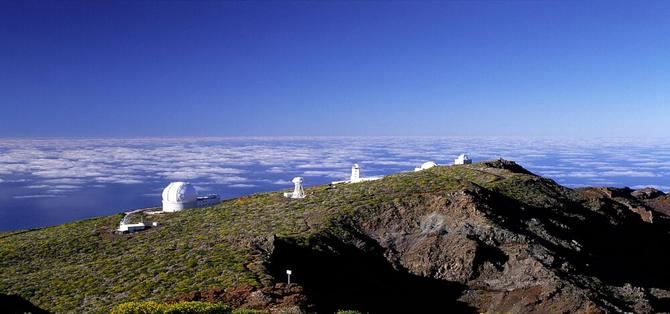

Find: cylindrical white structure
162;182;198;212
351;163;360;183
291;177;305;199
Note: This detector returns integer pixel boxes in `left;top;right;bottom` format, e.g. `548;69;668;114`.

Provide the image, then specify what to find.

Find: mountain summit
2;160;670;313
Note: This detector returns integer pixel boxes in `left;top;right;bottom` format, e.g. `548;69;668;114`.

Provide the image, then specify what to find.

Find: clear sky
1;0;668;137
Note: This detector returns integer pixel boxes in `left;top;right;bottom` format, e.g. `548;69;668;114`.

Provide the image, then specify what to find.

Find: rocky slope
2;160;670;313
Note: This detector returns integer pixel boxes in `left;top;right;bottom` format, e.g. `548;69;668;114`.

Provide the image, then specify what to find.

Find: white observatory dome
421;161;437;169
162;182;198;212
292;177;304;184
415;161;437;172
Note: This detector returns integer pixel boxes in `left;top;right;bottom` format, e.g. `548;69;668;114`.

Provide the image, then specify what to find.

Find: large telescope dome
162;182;198;212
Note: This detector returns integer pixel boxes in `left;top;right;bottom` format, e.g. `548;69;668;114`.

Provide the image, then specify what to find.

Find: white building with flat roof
117;214;146;233
118;222;146;233
197;194;221;207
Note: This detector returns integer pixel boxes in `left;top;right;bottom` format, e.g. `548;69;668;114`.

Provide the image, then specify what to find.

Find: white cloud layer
1;137;670;197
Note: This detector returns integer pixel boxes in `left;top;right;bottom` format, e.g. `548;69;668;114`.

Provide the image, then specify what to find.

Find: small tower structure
332;163;382;185
350;163;361;183
284;176;305;199
291;177;305;198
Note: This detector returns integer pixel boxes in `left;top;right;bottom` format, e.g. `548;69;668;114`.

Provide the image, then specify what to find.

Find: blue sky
1;0;669;137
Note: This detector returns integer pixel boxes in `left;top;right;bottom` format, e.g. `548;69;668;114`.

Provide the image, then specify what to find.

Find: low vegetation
111;301;228;314
2;160;650;313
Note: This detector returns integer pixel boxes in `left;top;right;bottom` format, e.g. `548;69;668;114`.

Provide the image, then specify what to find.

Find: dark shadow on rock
471;239;509;276
651;295;670;312
476;182;670;291
0;294;50;314
266;234;477;314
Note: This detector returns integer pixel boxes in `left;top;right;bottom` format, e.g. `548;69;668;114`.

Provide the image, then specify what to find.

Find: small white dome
292;177;304;184
454;153;472;165
421;161;438;169
162;182;198;204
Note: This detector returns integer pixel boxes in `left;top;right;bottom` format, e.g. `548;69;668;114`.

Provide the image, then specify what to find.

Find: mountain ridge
2;160;670;313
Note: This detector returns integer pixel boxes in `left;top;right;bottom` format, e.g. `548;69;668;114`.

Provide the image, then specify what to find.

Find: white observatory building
161;182;221;212
350;163;361;183
332;163;382;184
454;154;472;165
161;182;199;212
414;161;438;171
284;177;305;199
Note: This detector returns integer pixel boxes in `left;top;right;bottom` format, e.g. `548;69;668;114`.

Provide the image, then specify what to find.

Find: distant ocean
1;137;669;232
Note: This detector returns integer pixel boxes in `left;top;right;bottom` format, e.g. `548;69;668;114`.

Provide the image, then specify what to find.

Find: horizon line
1;135;670;141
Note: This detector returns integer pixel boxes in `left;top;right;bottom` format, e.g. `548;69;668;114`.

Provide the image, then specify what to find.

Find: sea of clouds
1;137;669;231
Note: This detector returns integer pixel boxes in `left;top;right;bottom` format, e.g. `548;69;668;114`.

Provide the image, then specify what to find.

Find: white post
286;269;292;285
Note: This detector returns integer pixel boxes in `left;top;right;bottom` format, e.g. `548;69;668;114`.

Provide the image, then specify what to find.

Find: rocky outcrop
577;186;670;223
482;159;537;176
264;163;670;313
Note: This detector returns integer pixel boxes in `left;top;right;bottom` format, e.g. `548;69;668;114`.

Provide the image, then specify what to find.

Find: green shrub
111;301;229;314
165;301;229;314
335;310;362;314
111;301;163;314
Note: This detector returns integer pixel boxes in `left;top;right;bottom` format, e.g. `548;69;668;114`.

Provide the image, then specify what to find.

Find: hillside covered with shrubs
2;160;670;313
